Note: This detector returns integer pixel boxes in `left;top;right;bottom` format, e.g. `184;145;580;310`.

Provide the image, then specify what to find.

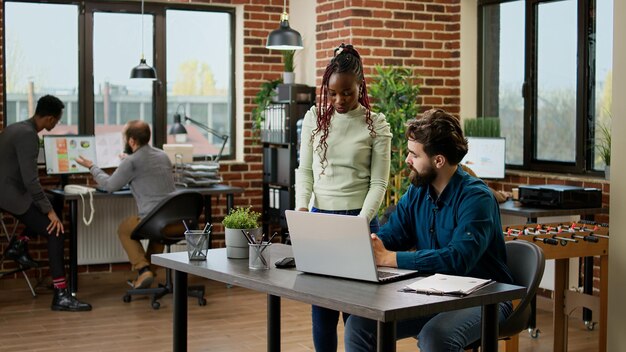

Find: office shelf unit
261;84;316;241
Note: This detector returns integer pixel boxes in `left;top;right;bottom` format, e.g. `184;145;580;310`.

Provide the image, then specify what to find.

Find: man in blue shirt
344;109;513;351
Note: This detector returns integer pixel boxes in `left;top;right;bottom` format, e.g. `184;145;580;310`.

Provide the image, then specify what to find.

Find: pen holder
248;243;271;270
185;230;209;261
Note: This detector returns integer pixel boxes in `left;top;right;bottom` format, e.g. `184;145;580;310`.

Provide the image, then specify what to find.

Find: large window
3;1;235;160
479;0;613;174
5;2;79;135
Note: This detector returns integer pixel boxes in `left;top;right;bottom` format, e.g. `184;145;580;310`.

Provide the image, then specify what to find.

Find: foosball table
502;221;608;352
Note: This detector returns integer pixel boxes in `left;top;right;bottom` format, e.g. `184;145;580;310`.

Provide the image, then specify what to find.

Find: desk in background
48;184;244;294
153;244;525;352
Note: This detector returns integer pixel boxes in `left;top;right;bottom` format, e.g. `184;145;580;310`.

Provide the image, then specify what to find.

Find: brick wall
316;0;461;114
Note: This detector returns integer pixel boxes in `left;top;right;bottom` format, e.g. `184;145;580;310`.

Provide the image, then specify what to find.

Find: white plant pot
225;227;262;258
283;72;295;85
605;165;610;180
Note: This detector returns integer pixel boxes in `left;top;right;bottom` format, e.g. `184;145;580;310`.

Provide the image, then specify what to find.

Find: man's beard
408;164;437;188
124;142;133;155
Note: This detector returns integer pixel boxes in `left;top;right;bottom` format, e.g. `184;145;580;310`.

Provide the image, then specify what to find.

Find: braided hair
312;43;376;174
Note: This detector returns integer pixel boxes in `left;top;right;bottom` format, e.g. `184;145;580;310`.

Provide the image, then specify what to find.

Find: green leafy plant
252;79;282;136
369;65;421;208
463;117;501;137
222;206;261;229
282;50;295;73
596;118;611;166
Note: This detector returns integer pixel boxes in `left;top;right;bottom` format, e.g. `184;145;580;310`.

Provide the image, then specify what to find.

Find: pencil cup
185;230;209;261
248;243;271;270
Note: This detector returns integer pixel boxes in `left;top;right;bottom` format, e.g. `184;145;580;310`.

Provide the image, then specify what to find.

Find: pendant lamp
130;0;156;79
266;0;303;50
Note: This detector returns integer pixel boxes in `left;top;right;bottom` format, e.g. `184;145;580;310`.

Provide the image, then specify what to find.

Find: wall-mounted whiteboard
461;137;506;179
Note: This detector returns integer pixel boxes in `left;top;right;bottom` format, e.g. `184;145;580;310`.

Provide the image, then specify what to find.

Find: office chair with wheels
0;211;37;297
122;191;207;309
465;240;545;351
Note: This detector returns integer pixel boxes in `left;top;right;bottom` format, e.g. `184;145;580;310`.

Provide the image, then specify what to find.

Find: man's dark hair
405;108;468;165
35;95;65;118
125;120;151;146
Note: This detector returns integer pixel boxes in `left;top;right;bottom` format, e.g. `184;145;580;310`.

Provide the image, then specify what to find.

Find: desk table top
153;244;525;323
47;184;244;200
499;199;607;218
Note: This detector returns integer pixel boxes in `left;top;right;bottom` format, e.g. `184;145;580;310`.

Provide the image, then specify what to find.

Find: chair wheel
152;301;161;310
123;294;131;303
528;327;540;338
198;298;207;306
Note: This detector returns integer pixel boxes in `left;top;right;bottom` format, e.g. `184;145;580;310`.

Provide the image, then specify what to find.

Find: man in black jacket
0;95;91;311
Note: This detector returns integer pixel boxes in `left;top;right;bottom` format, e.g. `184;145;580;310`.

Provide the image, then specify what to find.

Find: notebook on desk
285;210;418;283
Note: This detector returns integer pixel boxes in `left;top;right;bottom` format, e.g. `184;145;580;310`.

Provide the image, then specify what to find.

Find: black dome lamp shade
130;0;157;79
266;0;303;50
130;57;157;79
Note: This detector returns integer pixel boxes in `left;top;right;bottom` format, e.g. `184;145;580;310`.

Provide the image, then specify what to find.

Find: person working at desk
295;43;391;351
344;108;513;351
75;120;175;289
0;95;92;312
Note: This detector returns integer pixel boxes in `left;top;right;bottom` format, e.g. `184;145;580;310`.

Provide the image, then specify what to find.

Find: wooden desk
152;244;525;352
499;199;607;223
48;184;244;294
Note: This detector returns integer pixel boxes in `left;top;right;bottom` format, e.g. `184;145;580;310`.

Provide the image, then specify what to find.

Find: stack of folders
261;104;289;144
402;274;493;297
178;163;222;187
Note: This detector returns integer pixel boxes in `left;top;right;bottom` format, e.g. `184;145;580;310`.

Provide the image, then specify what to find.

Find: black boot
3;237;39;269
51;288;92;312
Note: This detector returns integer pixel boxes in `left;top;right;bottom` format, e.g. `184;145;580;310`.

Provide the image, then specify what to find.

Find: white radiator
77;197;137;265
76;197;186;265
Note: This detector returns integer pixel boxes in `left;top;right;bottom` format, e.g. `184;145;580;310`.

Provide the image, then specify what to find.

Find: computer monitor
163;144;194;165
43;135;98;175
461;137;506;179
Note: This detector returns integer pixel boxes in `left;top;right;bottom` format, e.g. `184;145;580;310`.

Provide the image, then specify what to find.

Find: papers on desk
403;274;493;296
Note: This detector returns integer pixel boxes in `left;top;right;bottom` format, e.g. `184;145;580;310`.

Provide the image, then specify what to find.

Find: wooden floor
0;271;599;351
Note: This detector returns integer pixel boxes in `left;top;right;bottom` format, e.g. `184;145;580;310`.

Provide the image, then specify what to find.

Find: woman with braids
295;43;392;351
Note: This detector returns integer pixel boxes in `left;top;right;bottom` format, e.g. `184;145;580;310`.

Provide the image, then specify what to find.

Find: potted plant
596;118;611;180
282;50;295;84
222;206;262;258
369;65;421;209
252;79;282;140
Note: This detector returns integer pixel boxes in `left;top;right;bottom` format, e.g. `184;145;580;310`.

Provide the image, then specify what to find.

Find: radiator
76;197;186;265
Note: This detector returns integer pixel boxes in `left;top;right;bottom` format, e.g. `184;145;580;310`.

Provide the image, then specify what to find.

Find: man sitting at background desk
75;120;175;289
344;109;514;351
0;95;91;311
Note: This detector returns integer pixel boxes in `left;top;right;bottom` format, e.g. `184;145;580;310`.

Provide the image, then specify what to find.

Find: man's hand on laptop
297;207;308;212
370;233;397;267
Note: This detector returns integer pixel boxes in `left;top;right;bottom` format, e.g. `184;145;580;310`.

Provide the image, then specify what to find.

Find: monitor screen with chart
43;134;122;175
460;137;506;179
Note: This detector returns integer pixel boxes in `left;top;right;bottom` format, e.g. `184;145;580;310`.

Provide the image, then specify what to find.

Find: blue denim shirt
378;166;513;284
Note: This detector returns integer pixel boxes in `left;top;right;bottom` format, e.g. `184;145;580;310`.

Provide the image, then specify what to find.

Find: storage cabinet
261;84;316;240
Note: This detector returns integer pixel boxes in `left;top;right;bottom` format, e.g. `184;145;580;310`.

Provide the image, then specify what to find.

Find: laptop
285;210;419;283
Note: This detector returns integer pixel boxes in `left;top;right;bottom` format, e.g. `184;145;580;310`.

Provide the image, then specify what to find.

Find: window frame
478;0;604;175
3;0;237;160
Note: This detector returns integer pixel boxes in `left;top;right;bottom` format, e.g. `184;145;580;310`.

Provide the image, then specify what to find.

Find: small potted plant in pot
282;50;295;84
222;206;262;258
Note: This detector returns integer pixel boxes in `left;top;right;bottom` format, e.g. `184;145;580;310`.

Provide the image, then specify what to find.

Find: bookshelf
261;84;316;241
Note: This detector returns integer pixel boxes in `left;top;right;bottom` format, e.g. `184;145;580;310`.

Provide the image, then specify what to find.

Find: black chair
122;191;207;309
465;240;545;351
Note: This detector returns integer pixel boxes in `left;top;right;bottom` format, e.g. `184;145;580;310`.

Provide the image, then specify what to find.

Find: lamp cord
140;0;145;59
